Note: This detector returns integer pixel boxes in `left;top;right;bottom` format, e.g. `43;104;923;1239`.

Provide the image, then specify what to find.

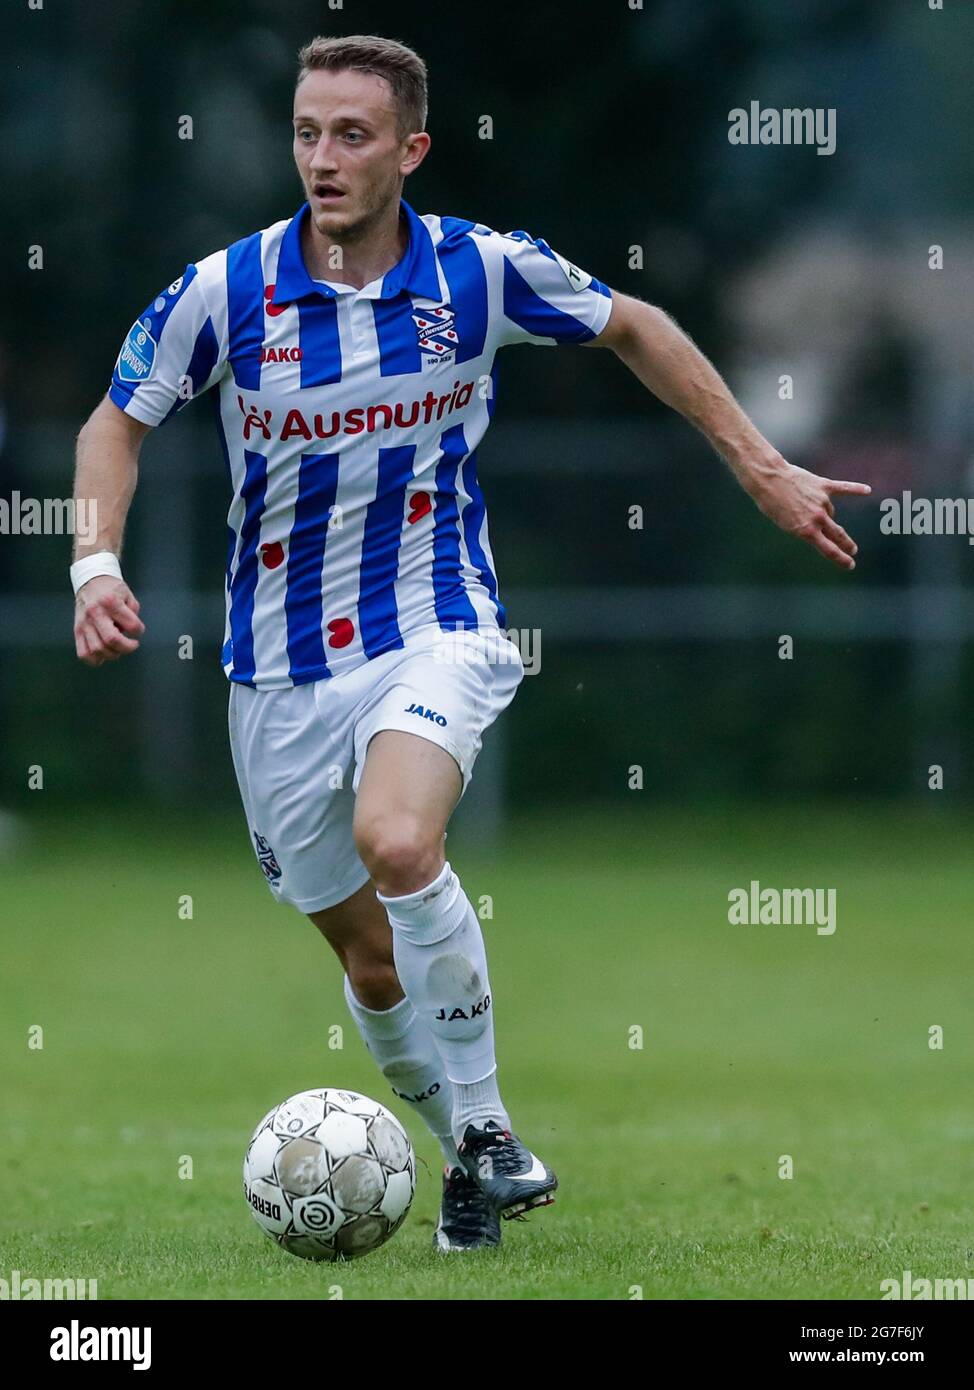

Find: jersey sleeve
108;264;226;427
494;230;613;347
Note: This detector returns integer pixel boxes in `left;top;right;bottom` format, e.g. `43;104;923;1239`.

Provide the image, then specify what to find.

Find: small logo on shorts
404;702;447;727
253;831;282;883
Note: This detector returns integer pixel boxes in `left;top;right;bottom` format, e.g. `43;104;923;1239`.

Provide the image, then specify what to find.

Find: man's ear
400;131;432;178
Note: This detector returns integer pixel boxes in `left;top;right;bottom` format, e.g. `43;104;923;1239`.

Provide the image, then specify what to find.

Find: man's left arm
585;293;870;570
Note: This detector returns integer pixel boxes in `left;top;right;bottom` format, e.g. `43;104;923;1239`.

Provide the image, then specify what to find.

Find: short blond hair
296;34;428;137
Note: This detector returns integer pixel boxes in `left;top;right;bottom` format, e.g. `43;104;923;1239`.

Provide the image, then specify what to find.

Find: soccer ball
243;1087;416;1261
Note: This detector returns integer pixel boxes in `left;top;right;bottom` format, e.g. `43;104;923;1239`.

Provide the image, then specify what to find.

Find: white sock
377;862;511;1144
342;974;459;1169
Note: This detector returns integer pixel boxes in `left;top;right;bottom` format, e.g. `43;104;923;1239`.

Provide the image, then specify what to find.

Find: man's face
293;68;424;240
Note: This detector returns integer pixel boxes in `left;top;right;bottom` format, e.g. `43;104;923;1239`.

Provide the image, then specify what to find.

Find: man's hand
74;575;145;666
589;296;872;569
742;454;872;570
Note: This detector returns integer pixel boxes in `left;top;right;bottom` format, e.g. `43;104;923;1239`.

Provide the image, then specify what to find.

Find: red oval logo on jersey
264;284;288;318
260;541;285;569
408;491;432;524
327;617;354;649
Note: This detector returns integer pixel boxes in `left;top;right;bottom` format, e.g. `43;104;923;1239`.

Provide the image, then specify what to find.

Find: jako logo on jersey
253;831;282;883
260;346;303;363
234;380;477;443
116;319;156;382
405;702;447;727
434;995;490;1021
412;304;459;358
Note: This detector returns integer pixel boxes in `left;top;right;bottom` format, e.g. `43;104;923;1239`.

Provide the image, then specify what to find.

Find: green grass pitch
1;803;971;1300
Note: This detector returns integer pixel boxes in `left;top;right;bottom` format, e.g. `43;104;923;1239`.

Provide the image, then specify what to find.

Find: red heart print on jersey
408;492;432;524
327;618;354;649
263;284;288;318
260;541;284;569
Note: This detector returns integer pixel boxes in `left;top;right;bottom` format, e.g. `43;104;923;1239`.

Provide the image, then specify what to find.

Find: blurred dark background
1;0;972;823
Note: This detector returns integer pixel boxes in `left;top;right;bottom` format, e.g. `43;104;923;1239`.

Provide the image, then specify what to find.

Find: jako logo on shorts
404;703;447;727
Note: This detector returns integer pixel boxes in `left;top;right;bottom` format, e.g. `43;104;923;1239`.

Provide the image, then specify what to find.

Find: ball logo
248;1189;281;1221
300;1200;334;1230
292;1193;342;1237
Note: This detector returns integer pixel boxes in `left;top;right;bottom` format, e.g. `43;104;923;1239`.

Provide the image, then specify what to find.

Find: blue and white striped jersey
109;200;612;689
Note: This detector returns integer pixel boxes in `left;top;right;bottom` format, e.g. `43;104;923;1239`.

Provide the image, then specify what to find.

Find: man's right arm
72;395;151;667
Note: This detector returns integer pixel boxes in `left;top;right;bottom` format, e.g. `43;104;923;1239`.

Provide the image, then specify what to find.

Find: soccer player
71;35;869;1250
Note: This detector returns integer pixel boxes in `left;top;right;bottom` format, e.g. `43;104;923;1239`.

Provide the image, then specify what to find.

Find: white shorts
228;624;524;914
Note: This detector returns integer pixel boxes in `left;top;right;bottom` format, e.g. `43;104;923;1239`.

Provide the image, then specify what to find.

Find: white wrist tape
70;551;123;595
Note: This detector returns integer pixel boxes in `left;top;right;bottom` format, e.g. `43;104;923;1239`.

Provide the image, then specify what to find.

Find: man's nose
308;136;339;173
